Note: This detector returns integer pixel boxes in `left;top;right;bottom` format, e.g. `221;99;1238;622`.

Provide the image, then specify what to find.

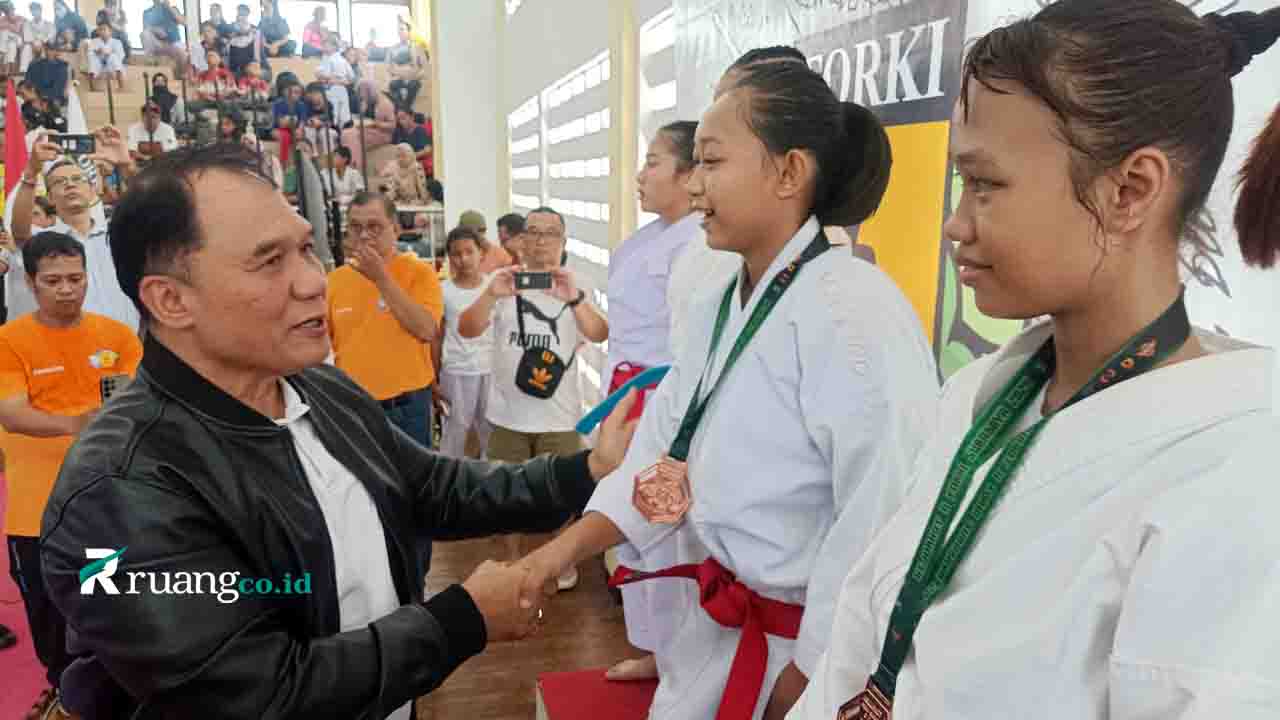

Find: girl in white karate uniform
521;61;939;720
790;3;1280;720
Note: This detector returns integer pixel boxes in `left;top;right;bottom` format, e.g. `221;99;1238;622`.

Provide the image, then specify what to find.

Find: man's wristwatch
567;290;585;308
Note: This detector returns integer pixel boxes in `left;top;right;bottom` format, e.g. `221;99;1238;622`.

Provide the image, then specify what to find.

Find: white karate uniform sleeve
584;350;686;554
1108;422;1280;720
791;270;935;676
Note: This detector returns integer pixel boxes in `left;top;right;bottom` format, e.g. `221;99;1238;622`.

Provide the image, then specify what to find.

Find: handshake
459;544;576;643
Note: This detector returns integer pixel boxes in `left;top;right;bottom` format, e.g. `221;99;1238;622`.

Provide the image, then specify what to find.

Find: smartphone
99;374;131;403
514;271;553;291
54;133;96;155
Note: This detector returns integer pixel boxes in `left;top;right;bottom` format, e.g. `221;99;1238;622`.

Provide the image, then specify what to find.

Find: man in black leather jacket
38;144;637;719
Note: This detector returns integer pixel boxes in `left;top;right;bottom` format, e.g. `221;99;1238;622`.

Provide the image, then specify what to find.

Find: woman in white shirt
520;59;938;720
790;4;1280;720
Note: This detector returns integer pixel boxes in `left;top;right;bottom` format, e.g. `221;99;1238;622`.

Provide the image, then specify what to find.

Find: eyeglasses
47;174;88;190
346;221;388;237
525;229;562;243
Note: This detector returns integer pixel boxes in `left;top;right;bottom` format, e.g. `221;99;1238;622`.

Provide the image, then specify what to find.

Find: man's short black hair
496;213;525;236
526;206;565;230
110;143;275;325
348;190;398;222
445;225;481;255
334;146;352;162
23;231;85;277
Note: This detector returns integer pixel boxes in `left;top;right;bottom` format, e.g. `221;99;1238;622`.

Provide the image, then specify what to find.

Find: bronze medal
836;679;893;720
632;455;691;524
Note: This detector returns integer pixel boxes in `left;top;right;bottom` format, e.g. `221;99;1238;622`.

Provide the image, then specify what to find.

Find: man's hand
461;560;543;643
26;132;61;176
345;242;390;286
762;662;809;720
548;267;579;304
486;267;518;300
587;389;640;481
90;125;132;172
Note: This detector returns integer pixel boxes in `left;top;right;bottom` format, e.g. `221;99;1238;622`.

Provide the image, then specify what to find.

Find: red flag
5;79;28;198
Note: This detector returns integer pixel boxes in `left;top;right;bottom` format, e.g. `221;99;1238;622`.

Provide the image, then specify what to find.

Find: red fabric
537;669;657;719
277;127;293;163
608;362;656;422
610;558;804;720
4;80;28;198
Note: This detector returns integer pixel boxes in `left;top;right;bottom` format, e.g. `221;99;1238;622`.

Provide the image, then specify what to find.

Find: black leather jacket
41;335;597;718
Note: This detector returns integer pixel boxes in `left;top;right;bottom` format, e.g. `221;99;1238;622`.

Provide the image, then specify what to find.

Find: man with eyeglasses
457;206;608;590
327;191;442;449
10;128;140;330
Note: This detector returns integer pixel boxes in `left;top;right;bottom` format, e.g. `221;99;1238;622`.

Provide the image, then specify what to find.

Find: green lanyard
870;288;1192;699
667;230;831;461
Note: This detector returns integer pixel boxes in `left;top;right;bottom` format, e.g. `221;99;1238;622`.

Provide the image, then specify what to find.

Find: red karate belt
609;557;804;720
609;362;657;422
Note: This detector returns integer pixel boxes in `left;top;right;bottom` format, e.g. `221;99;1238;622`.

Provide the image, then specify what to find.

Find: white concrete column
433;0;504;228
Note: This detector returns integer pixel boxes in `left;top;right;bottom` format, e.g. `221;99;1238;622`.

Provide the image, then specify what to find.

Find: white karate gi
317;51;354;128
790;323;1277;720
586;216;939;719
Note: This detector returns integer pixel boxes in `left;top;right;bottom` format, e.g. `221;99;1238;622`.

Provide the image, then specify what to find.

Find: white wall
435;0;504;231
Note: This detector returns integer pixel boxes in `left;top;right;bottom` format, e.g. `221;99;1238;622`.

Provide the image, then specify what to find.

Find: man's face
306;90;324;107
30;41;43;58
447;238;482;277
176;170;329;376
344;201;397;259
47;165;95;213
98;24;112;40
28;253;87;321
144;106;160;127
522;212;564;270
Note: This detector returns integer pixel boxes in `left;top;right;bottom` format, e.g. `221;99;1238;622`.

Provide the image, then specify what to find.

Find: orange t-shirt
0;313;142;537
327;252;444;401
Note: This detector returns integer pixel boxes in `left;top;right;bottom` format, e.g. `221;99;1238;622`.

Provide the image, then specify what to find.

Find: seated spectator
142;0;187;76
342;80;395;169
207;2;235;37
52;0;86;49
300;5;326;58
258;0;293;57
23;41;68;105
392;106;430;163
194;48;237;102
323;145;364;206
365;27;384;62
316;33;353;127
149;72;182;124
417;112;435;176
388;20;427;109
218;106;246;143
94;0;128;61
270;77;306;158
20;2;54;71
378;142;430;205
189;20;228;74
128;100;178;163
0;1;25;75
86;19;125;93
301;80;338;151
226;3;255;74
237;59;270;98
18;82;66;133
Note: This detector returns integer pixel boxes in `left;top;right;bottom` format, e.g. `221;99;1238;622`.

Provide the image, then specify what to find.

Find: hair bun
1206;9;1280;77
820;102;892;227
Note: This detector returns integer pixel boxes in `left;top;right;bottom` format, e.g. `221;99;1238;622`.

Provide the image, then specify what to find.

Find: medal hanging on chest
633;455;691;523
631;230;833;525
837;289;1192;717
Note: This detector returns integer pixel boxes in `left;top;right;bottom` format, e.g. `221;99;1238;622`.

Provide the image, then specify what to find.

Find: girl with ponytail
792;3;1280;719
520;58;939;720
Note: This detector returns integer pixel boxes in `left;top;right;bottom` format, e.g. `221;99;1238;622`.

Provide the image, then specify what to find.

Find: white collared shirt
275;380;411;720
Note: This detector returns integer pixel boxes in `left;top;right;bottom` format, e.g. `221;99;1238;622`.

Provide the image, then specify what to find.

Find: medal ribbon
668;230;831;462
868;288;1192;702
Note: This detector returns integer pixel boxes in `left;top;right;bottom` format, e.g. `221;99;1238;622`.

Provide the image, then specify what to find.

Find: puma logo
518;297;563;345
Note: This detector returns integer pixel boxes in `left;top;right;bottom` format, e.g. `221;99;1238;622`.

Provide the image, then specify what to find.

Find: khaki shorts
486;424;583;463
